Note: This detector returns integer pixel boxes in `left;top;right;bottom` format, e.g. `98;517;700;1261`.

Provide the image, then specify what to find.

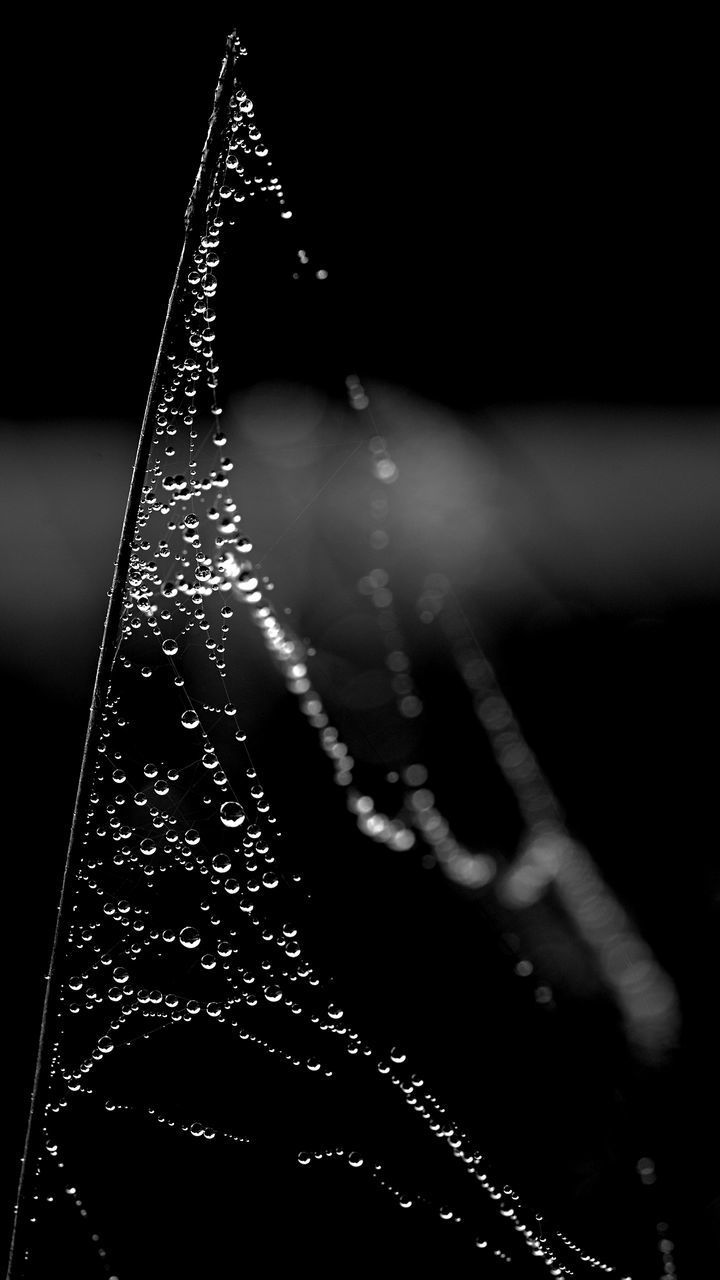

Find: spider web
8;31;671;1280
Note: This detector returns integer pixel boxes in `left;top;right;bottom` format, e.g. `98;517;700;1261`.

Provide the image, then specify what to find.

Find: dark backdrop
2;12;719;1276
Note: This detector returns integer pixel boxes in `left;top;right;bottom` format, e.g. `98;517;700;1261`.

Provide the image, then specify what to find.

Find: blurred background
2;11;720;1274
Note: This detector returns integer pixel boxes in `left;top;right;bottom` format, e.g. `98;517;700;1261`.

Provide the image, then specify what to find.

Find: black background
2;11;720;1276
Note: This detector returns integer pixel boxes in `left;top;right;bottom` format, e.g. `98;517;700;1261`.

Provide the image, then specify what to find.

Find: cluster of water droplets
18;36;633;1280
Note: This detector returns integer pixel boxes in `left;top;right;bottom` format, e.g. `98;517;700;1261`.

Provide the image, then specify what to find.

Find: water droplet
220;801;245;828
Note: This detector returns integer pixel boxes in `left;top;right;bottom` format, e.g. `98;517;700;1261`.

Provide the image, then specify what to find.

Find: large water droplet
220;801;245;828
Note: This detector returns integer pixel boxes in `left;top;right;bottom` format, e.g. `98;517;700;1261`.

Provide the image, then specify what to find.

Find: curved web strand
342;375;679;1067
432;584;680;1065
